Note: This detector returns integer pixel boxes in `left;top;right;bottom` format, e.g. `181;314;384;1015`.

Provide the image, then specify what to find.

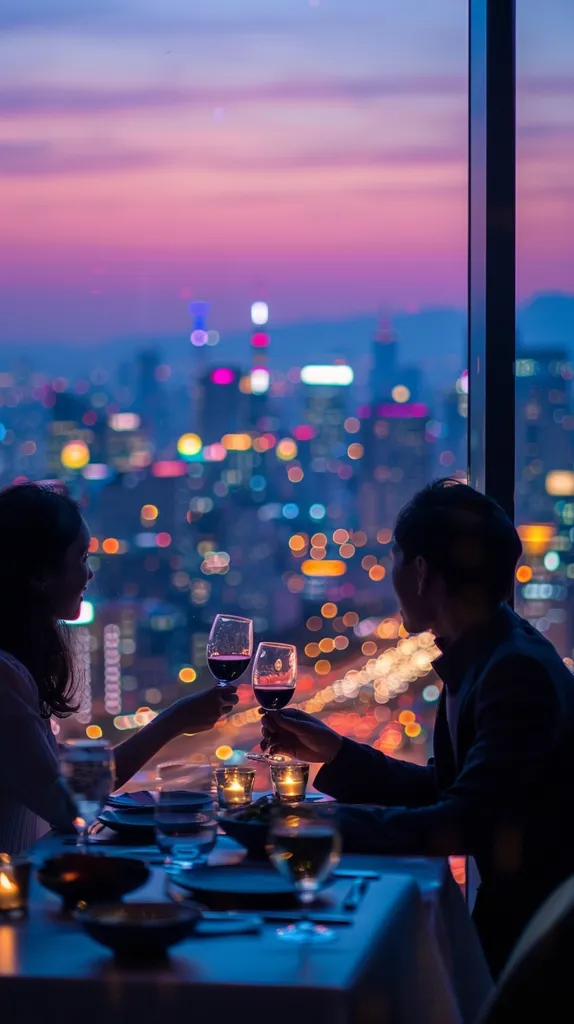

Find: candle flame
74;817;86;830
227;779;244;792
0;872;15;892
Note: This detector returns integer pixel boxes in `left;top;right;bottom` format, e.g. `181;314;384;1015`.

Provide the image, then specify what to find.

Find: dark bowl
75;901;200;958
217;813;270;860
37;854;150;910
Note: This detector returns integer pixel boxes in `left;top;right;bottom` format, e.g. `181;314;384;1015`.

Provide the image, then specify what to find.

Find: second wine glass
207;614;253;684
253;642;297;711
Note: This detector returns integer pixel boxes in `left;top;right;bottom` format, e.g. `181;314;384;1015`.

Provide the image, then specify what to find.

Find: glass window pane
516;0;574;660
1;2;467;770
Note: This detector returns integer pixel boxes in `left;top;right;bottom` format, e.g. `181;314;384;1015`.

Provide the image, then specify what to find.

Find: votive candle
216;767;256;809
0;855;24;919
270;762;310;802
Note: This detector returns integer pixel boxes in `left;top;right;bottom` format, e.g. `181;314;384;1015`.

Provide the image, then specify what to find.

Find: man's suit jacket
315;604;574;976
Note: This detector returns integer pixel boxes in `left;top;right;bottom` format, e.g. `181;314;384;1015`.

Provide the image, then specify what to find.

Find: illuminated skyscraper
369;315;397;403
248;299;271;429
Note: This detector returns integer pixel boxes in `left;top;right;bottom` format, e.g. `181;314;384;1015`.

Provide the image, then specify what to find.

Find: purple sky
0;0;572;345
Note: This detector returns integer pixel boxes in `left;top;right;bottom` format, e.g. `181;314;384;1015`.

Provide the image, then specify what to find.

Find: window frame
468;0;516;523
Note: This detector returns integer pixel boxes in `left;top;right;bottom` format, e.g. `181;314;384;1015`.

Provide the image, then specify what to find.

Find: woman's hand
170;685;239;735
260;708;343;763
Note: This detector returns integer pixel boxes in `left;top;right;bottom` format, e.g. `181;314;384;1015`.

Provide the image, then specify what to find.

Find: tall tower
248;298;271;428
370;314;398;404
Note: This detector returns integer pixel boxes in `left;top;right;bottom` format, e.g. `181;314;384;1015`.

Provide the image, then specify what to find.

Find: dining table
0;828;493;1024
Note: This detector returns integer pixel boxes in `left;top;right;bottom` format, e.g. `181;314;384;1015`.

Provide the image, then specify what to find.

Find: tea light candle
0;856;23;919
216;767;255;809
270;762;309;802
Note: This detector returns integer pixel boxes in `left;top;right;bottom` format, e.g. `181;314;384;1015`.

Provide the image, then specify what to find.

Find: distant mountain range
1;292;572;396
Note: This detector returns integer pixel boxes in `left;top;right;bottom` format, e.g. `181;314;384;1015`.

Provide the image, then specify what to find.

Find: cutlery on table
343;877;369;912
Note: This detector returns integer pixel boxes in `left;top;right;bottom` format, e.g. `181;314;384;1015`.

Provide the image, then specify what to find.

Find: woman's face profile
44;519;94;621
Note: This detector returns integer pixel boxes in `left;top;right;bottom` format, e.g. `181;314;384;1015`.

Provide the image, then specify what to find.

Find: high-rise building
196;367;245;444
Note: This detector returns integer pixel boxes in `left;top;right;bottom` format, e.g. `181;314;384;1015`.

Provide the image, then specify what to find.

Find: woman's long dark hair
0;483;83;717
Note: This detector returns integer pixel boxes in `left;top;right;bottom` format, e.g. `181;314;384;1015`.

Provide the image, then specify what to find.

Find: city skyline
1;0;573;345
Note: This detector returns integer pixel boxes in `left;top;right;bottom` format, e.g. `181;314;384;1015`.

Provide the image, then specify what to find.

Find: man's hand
260;708;343;763
170;685;239;734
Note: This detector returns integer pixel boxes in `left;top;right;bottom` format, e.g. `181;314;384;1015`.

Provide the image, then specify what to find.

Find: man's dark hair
393;478;522;604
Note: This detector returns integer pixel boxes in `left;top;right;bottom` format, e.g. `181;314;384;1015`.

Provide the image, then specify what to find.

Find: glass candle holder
0;855;25;920
270;762;310;802
215;767;256;809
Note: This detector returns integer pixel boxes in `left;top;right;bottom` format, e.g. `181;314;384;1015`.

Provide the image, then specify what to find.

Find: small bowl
217;813;270;861
75;901;200;958
37;854;149;910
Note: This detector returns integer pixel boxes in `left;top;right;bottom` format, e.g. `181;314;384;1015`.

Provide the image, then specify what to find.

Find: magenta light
152;461;188;478
211;368;235;385
377;403;428;419
251;332;270;348
293;425;316;441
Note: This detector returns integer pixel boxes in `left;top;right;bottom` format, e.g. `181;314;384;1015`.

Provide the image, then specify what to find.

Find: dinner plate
107;791;157;813
170;865;299;910
97;807;157;835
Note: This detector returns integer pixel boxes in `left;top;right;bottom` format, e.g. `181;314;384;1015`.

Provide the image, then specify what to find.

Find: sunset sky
0;0;572;345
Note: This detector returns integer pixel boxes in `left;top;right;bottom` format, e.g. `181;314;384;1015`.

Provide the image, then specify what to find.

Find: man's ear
415;555;429;596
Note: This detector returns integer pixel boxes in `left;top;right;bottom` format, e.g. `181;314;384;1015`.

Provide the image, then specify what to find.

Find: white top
0;651;77;854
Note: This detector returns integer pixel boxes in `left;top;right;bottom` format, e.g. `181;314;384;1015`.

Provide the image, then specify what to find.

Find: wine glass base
275;922;336;944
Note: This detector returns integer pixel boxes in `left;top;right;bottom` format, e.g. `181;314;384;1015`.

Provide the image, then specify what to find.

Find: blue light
283;503;299;520
309;503;326;520
250;475;266;492
0;424;6;442
423;684;440;702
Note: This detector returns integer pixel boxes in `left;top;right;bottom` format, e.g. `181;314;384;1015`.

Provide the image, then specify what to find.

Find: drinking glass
252;642;297;711
207;614;253;684
155;780;217;872
60;739;116;846
267;803;341;943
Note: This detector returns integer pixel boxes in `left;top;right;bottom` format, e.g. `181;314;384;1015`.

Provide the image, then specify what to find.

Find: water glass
268;803;341;943
60;739;116;844
155;783;216;872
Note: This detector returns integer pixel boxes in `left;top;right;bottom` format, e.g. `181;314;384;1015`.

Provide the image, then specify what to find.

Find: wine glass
267;803;341;943
252;642;297;711
207;614;253;684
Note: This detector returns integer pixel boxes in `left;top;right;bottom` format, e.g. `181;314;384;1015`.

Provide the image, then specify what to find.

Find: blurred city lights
222;433;252;451
250;301;269;326
544;551;561;571
310;504;326;520
211;368;235;386
517;523;556;555
251;368;270;394
301;365;354;386
546;470;574;495
109;413;141;431
391;385;411;403
141;504;158;521
276;438;298;461
177;433;203;458
179;667;197;683
302;560;346;577
61;440;90;470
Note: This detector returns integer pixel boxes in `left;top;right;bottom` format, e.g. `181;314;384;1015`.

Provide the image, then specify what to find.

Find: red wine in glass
207;654;251;683
253;643;297;711
207;615;253;685
254;686;294;711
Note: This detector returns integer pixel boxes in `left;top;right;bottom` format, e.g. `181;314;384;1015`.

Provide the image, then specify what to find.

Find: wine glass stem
298;889;315;931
